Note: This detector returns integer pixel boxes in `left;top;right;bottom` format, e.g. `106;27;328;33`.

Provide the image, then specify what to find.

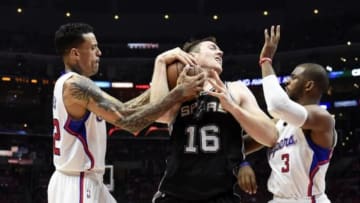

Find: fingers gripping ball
166;61;202;90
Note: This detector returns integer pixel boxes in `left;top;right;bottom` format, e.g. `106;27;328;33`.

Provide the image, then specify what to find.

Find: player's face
284;66;306;101
76;33;102;77
194;41;223;74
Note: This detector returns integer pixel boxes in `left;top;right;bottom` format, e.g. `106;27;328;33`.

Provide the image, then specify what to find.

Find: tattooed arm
63;74;204;133
123;89;151;109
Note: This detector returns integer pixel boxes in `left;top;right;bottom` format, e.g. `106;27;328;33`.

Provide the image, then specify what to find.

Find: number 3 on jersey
53;119;61;155
184;125;220;153
281;153;290;172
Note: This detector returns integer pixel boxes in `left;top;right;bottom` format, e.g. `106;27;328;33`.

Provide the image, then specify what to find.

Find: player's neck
203;80;214;91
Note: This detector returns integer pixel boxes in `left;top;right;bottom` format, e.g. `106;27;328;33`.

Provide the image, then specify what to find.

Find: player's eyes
209;45;216;49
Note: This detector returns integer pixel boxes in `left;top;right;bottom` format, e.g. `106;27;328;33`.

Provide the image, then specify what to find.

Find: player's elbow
268;130;278;147
265;90;291;118
267;96;287;115
262;123;278;147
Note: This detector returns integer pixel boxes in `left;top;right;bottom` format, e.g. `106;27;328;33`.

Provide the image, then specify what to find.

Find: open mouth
215;57;222;65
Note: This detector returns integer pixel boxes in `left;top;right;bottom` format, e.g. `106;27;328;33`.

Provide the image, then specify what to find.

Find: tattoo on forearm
115;93;179;132
114;115;153;133
69;77;180;133
124;89;150;109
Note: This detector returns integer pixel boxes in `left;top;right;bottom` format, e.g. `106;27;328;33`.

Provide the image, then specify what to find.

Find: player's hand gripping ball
167;61;202;90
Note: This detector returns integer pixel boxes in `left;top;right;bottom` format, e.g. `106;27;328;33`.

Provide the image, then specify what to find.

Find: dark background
0;0;359;202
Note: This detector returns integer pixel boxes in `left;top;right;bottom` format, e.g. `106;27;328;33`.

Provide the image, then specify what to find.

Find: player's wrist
239;161;251;168
233;160;251;176
259;57;272;67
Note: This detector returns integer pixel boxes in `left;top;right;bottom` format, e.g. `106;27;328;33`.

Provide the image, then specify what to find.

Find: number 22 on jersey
53;119;61;155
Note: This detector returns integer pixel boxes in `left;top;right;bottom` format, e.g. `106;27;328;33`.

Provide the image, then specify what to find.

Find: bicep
238;85;268;117
67;77;128;125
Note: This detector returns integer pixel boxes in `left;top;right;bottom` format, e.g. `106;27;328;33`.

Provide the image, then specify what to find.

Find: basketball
166;61;202;90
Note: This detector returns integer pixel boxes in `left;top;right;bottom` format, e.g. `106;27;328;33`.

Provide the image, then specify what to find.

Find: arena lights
1;76;11;82
328;71;344;79
326;65;333;72
334;100;358;108
241;76;288;86
135;84;150;89
212;15;219;20
111;82;133;88
327;68;360;79
320;102;331;110
352;68;360;76
127;43;159;50
320;100;360;109
94;81;111;88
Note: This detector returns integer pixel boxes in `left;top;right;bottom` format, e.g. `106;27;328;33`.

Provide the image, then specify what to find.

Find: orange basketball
167;61;185;90
166;62;202;90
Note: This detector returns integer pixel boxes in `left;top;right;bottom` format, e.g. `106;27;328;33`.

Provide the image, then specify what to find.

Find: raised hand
174;66;206;102
205;70;236;112
260;25;280;60
156;47;197;66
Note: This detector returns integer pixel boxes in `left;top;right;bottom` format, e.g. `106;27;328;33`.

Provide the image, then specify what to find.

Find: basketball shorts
47;170;116;203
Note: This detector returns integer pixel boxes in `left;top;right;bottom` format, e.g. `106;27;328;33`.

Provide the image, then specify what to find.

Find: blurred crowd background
0;0;359;202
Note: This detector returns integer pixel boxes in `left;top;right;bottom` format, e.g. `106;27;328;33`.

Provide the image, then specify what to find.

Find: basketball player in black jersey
150;37;278;203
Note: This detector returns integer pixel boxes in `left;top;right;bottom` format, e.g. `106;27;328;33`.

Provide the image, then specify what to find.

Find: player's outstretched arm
260;25;308;127
150;47;197;103
260;25;335;148
123;89;151;109
64;72;204;133
206;70;278;147
150;47;199;124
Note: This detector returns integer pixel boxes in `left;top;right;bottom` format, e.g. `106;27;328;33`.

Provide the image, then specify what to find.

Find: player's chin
203;65;222;74
213;66;223;74
92;65;99;75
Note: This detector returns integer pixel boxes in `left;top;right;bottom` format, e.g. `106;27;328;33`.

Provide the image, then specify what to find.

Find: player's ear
70;48;80;57
305;80;314;91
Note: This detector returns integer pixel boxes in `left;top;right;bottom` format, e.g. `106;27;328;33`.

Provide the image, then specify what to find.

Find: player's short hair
54;22;94;56
182;36;217;53
298;63;329;94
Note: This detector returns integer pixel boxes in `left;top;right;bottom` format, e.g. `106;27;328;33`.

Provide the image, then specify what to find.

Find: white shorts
269;193;331;203
48;170;116;203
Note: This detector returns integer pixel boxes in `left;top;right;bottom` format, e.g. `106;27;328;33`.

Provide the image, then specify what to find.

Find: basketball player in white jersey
241;25;337;203
47;22;205;203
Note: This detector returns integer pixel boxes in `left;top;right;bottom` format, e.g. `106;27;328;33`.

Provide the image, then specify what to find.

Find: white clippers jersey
267;120;334;199
52;72;106;174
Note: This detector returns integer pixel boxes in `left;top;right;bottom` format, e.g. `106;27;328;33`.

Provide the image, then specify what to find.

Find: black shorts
152;191;241;203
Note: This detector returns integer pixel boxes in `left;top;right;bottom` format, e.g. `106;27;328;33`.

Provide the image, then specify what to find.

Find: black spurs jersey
158;91;245;200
